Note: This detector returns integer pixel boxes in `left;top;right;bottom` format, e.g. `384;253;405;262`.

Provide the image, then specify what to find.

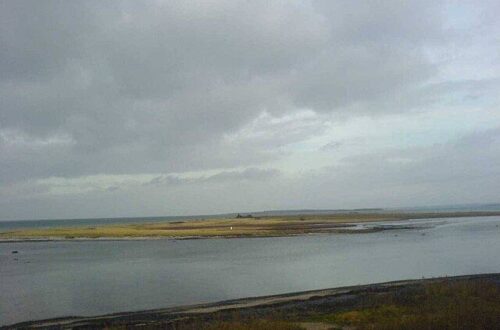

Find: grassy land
189;279;500;330
307;280;500;330
1;211;499;240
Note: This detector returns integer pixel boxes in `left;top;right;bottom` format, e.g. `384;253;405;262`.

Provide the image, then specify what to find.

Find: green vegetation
106;319;302;330
182;280;500;330
1;211;499;240
313;280;500;329
204;319;302;330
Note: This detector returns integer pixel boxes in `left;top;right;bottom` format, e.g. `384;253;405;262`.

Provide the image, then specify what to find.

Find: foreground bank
5;273;500;329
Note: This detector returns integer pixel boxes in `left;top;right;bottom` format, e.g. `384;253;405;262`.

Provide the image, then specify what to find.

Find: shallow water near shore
1;216;500;326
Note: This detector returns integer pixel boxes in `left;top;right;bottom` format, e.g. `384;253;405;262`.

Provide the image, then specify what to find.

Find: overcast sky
1;1;500;220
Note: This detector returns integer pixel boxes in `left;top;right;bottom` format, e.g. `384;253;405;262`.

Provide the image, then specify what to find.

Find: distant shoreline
1;211;499;242
6;273;500;329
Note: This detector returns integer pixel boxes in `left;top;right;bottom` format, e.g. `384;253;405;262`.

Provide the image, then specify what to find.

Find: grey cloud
290;0;443;111
320;141;343;151
1;127;499;220
291;47;435;111
314;1;444;46
104;1;327;98
269;127;500;210
205;168;280;183
148;167;280;186
1;1;499;219
322;127;500;191
0;1;324;184
0;1;96;82
0;1;453;184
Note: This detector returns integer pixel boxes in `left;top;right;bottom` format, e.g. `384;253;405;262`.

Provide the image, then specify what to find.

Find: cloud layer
1;1;499;219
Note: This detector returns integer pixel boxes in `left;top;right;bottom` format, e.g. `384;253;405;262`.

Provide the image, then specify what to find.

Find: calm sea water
1;216;500;326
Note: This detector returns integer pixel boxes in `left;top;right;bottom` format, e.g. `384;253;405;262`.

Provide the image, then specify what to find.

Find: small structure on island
236;213;253;219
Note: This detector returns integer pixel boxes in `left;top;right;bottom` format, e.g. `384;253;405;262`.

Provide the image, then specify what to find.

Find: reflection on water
1;216;500;325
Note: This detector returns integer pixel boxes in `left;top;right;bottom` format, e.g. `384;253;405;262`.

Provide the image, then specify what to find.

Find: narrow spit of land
6;273;500;329
1;211;500;241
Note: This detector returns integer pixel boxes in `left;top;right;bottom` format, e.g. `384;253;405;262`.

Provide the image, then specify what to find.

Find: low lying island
2;211;500;241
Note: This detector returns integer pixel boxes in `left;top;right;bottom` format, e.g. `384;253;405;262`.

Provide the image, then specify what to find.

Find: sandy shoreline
0;231;379;243
4;273;499;329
